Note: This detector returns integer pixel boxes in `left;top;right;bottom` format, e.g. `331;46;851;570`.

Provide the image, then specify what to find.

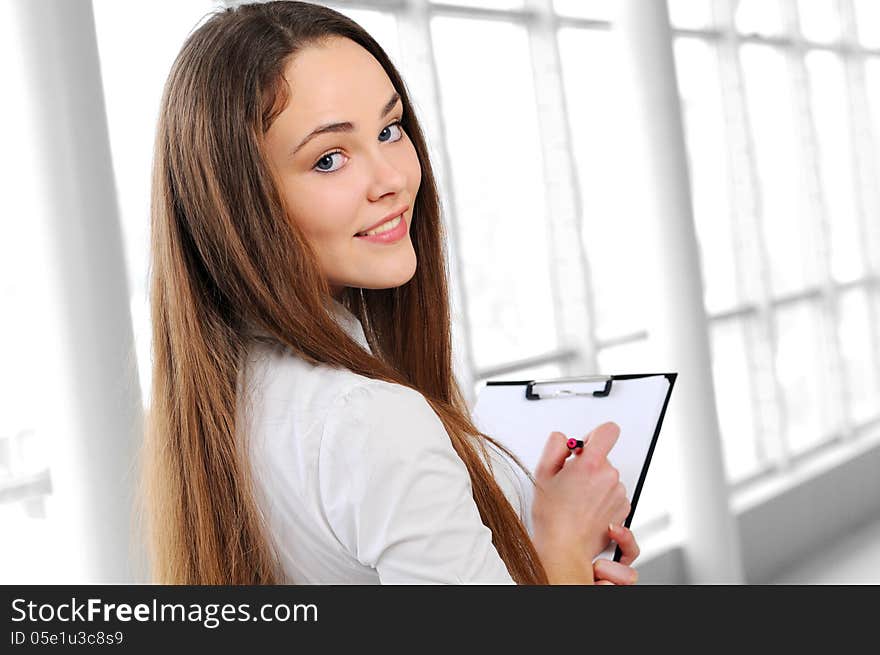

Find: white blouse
237;298;527;584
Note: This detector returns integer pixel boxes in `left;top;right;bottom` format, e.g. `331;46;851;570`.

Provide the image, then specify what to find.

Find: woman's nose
367;149;407;191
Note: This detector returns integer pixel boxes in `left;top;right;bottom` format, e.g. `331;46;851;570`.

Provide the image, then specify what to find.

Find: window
670;0;880;487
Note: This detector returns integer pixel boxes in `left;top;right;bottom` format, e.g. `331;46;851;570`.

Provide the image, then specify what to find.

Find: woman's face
263;36;421;300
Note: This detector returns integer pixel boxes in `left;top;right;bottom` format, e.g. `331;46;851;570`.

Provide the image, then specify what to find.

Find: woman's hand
530;423;631;584
593;524;641;585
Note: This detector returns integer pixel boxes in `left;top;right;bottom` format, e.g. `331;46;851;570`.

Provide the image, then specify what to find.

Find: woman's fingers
533;431;575;483
609;524;640;566
579;422;620;465
614;493;632;526
593;558;638;585
598;519;640;587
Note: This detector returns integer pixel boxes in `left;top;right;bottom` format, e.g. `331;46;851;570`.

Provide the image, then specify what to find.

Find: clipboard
471;372;677;564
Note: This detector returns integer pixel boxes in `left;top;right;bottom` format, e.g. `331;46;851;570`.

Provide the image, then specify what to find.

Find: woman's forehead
267;38;398;155
282;37;393;116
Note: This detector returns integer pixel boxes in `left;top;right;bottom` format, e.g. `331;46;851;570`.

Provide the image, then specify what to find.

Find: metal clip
525;375;613;400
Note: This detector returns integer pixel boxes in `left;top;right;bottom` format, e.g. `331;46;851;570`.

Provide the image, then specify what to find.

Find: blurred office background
1;0;878;584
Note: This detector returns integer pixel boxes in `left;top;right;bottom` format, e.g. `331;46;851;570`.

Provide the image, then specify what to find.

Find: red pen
566;438;584;450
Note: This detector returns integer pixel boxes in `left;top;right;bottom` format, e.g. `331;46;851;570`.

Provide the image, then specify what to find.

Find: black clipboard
472;372;677;563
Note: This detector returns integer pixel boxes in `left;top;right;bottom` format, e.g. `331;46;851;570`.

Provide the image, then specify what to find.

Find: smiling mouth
355;213;404;237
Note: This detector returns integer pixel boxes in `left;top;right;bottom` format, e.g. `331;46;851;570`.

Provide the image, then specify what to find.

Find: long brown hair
140;0;548;584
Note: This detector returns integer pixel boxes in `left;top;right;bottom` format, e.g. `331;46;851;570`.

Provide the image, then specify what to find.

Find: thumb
533;431;574;483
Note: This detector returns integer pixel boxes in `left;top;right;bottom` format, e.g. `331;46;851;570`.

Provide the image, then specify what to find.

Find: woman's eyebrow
290;91;401;158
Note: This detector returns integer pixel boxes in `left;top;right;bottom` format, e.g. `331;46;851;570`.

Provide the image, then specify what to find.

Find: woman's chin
357;253;418;291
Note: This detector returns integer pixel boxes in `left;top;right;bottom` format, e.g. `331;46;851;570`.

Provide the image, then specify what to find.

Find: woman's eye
312;119;405;174
313;151;345;174
379;120;404;144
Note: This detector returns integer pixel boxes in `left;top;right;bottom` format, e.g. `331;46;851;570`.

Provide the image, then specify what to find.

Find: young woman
141;0;639;585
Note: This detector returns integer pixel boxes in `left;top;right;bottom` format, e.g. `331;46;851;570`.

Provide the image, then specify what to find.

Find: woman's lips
354;213;407;244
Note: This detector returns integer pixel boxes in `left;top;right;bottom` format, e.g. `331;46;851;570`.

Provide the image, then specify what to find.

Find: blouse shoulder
323;379;442;449
316;379;516;584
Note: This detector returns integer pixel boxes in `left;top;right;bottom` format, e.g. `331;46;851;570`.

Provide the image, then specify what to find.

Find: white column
12;0;144;582
612;0;745;583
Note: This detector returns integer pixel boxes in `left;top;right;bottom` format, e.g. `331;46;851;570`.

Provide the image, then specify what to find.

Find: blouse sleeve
317;381;516;584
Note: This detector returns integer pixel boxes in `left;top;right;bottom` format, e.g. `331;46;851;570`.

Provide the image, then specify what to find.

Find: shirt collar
244;297;372;354
327;296;372;353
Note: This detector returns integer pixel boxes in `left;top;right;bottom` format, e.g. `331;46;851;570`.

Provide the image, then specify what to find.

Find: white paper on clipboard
471;373;676;563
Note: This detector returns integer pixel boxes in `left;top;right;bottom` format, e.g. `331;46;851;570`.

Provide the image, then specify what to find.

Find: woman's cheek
408;142;421;184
